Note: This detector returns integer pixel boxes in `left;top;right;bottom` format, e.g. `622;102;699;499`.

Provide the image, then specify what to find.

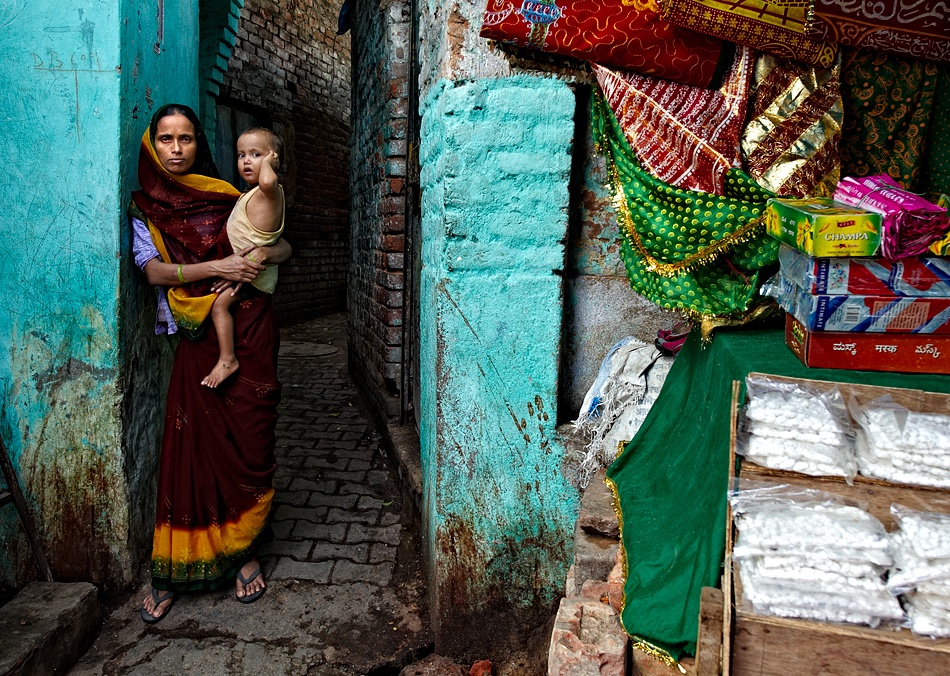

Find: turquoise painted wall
117;0;205;589
0;0;204;587
419;76;580;634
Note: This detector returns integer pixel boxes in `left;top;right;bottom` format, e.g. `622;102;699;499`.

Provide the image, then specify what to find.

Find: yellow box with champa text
766;197;882;257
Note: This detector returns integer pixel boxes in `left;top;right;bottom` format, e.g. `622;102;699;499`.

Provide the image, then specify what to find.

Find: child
201;128;285;388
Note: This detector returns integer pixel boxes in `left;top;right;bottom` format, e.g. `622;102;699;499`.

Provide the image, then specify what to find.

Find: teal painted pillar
419;76;580;639
0;0;203;588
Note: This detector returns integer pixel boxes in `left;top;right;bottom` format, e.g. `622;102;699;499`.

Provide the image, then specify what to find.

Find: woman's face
154;113;198;175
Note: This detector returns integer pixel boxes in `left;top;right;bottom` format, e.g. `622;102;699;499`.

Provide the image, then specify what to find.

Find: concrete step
0;582;101;676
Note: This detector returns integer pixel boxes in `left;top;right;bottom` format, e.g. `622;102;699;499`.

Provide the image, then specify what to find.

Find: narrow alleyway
70;312;433;675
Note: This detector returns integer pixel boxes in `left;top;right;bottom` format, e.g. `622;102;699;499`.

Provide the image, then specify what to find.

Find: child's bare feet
201;358;239;388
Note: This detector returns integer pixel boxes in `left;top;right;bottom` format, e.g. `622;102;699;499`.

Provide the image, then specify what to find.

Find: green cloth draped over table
605;328;950;663
592;93;779;324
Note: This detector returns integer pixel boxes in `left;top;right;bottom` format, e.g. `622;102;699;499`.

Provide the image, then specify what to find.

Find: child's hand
266;150;279;171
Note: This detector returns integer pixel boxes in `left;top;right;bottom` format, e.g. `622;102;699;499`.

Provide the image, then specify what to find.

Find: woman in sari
130;103;291;622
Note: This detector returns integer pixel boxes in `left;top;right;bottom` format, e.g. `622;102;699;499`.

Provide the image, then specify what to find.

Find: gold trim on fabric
597;126;766;279
632;637;688;673
607;161;766;277
604;449;687;674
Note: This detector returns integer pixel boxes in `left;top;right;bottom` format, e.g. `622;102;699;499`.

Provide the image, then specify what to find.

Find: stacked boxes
765;196;950;374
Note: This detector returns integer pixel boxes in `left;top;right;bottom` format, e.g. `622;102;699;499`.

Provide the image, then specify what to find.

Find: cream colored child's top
227;185;285;293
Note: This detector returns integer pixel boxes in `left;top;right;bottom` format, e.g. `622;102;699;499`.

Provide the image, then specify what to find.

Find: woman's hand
210;246;265;282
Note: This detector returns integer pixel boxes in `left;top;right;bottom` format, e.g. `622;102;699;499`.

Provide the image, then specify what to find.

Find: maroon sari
151;292;280;591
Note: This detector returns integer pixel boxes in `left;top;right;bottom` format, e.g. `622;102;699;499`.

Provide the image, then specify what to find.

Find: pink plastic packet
834;175;950;259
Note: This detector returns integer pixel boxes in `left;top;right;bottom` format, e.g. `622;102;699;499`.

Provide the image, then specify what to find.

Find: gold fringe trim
632;637;687;674
605;448;686;675
594;97;778;344
604;152;767;277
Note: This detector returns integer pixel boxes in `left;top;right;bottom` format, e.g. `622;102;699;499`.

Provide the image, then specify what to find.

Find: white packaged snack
741;375;856;479
730;480;902;627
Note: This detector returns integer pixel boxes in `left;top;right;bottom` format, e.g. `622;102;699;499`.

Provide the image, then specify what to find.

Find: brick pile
347;0;411;421
222;0;351;325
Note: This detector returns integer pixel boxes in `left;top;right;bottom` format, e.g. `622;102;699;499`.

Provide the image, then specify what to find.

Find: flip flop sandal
140;588;175;624
236;566;266;604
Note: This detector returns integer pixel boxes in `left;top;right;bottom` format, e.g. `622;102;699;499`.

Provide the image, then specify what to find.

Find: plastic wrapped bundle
730;481;902;627
887;506;950;638
852;397;950;488
834;175;950;259
740;375;856;479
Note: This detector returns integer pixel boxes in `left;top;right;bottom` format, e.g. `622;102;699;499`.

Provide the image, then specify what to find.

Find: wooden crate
694;375;950;675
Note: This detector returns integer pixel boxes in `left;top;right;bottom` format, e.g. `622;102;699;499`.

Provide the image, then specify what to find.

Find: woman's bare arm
249;237;292;266
142;246;265;287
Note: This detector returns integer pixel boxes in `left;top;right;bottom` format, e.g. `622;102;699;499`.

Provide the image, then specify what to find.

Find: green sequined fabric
593;92;779;320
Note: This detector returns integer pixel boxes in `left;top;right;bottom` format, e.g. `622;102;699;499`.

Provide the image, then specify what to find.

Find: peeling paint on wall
420;76;580;640
0;0;202;588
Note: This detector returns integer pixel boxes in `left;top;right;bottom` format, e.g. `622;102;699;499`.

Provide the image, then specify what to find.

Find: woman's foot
201;357;239;388
141;588;175;623
235;559;266;603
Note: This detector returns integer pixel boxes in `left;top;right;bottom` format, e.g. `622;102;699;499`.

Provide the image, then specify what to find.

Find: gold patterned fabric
840;50;939;192
741;54;843;197
659;0;837;67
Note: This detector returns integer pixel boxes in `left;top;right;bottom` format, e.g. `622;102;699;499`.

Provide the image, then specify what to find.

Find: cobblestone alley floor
71;312;433;675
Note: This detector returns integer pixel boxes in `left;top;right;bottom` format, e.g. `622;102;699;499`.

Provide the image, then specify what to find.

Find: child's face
236;132;276;186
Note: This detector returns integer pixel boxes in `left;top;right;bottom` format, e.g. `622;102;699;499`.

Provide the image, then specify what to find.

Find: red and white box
785;315;950;375
779;244;950;297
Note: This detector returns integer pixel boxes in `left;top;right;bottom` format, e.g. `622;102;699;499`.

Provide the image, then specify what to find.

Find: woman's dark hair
149;103;220;178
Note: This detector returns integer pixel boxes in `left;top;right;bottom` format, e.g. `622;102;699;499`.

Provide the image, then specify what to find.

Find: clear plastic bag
852;397;950;488
740;375;856;480
729;479;901;626
886;505;950;595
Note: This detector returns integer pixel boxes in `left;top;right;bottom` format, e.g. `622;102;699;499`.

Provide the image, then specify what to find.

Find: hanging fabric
657;0;837;67
593;91;779;333
807;0;950;64
592;45;753;196
741;54;843;198
840;50;939;192
479;0;732;88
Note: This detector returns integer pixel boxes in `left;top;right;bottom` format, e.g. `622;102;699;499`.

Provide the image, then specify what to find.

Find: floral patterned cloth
840;50;939;192
479;0;731;87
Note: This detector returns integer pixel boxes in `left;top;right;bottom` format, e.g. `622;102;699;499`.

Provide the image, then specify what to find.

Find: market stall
480;0;950;671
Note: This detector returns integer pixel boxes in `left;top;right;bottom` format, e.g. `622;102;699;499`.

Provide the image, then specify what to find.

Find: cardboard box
769;273;950;333
785;314;950;374
779;244;950;297
766;198;882;257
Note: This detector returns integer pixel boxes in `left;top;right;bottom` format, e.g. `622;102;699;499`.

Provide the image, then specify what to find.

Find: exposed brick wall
348;0;410;421
222;0;351;324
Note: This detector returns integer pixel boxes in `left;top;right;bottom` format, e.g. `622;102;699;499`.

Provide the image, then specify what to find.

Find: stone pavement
70;312;433;675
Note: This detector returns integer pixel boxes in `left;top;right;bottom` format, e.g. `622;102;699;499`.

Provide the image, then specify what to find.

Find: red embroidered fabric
593;46;753;195
807;0;950;63
479;0;729;88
